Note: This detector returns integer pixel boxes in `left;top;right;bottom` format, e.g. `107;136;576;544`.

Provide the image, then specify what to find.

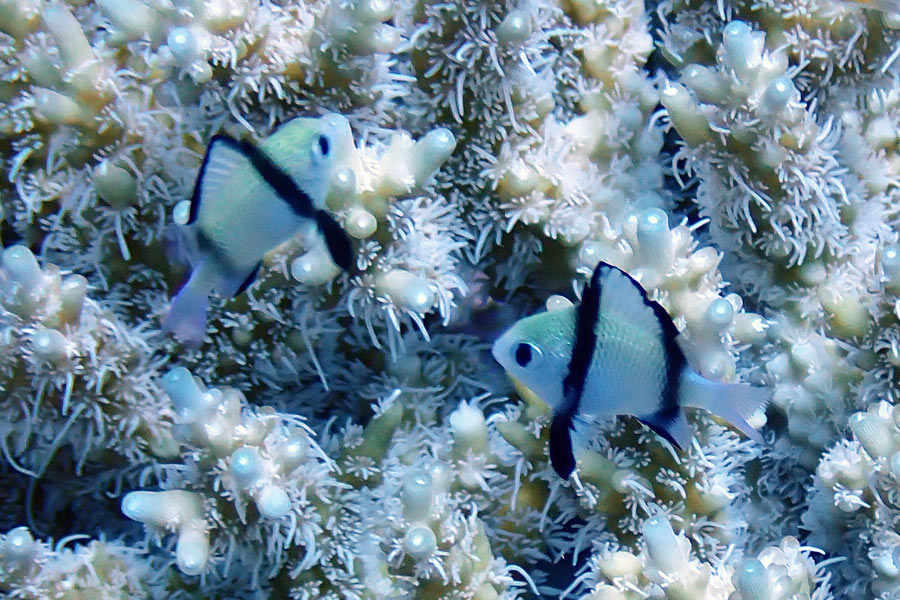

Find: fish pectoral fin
315;210;354;271
637;409;692;451
189;135;254;225
549;412;576;479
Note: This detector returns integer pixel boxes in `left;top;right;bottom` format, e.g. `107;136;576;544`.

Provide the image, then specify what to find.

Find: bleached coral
573;518;833;600
0;526;172;599
0;245;170;486
3;0;900;597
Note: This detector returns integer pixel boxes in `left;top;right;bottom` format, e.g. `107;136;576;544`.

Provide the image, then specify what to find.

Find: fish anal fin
233;261;263;297
549;412;576;479
214;261;263;298
164;225;196;272
189;134;252;225
637;408;692;450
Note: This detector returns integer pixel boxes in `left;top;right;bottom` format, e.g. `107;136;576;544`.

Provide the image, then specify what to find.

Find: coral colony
3;0;900;596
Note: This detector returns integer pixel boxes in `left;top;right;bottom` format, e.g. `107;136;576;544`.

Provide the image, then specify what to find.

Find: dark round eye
317;135;329;156
515;342;535;367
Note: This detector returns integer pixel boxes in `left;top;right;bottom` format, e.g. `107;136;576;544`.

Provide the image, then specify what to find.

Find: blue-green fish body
163;113;355;343
492;262;768;479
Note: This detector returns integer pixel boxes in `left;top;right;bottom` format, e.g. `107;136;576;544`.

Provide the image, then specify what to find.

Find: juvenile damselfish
162;113;355;343
492;261;768;479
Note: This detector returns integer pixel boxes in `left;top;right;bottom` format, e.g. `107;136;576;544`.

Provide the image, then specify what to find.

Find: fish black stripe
234;260;262;297
196;229;230;267
187;136;225;225
562;263;604;414
189;134;317;224
195;229;256;288
648;299;685;421
550;264;604;477
223;136;316;217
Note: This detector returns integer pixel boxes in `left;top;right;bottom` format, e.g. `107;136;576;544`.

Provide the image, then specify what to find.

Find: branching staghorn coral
121;368;337;584
571;516;833;600
4;0;900;596
491;385;763;568
657;17;894;469
655;0;900;99
122;369;534;598
0;245;171;497
804;402;900;596
0;526;173;599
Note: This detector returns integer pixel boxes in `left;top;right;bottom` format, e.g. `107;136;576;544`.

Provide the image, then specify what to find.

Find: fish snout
321;113;352;142
319;113;355;168
491;329;513;370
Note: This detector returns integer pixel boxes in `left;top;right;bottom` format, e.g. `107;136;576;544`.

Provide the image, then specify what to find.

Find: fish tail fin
681;370;768;443
315;210;354;271
162;269;210;345
549;413;576;479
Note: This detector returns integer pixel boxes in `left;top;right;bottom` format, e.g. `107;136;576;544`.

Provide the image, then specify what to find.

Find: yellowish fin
508;375;550;417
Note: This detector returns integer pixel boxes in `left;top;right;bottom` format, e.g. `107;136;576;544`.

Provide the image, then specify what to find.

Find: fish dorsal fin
188;135;255;225
589;262;680;343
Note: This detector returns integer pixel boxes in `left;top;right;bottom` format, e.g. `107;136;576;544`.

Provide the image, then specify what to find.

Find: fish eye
514;342;540;368
317;135;330;156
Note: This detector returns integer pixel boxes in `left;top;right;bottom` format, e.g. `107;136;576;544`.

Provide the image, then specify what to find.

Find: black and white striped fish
492;262;768;479
162;113;354;344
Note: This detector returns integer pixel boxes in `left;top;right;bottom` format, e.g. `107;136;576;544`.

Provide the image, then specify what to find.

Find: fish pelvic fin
164;223;201;269
680;370;769;444
315;209;354;271
162;268;211;345
638;409;691;450
549;412;576;479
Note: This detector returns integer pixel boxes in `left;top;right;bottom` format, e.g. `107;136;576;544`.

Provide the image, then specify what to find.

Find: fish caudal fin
681;370;768;443
549;413;576;479
162;271;211;345
315;210;354;271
